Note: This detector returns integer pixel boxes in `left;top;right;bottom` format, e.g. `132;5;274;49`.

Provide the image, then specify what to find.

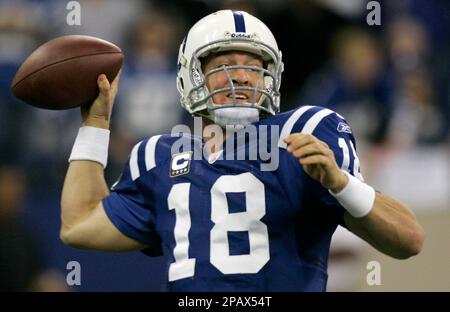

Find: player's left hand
284;133;348;193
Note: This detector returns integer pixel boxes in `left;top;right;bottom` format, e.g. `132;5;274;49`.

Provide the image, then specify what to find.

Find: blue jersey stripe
233;11;246;32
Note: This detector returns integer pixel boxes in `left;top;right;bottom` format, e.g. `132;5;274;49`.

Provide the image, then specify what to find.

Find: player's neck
203;131;229;155
201;117;229;154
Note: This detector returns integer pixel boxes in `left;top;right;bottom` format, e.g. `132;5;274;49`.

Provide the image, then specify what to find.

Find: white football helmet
176;10;283;127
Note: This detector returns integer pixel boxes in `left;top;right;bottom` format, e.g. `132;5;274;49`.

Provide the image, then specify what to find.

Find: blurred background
0;0;448;291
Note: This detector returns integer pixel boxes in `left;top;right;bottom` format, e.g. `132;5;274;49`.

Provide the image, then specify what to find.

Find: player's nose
230;68;250;86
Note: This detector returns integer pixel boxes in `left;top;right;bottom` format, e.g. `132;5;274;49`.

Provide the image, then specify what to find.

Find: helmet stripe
232;11;246;32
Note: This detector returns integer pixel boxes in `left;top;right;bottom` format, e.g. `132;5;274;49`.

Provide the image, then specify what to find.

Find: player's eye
247;61;263;68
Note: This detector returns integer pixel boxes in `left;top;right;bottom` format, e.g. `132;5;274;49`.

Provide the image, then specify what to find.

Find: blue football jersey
102;105;363;291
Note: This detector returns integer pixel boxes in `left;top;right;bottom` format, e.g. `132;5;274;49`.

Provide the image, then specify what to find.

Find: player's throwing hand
81;70;121;129
284;133;348;193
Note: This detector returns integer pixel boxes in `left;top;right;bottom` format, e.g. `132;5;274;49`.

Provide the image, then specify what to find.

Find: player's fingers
292;142;327;158
111;69;121;88
110;70;121;96
283;133;302;144
303;140;334;158
299;154;330;166
285;134;315;152
97;74;111;97
318;140;329;149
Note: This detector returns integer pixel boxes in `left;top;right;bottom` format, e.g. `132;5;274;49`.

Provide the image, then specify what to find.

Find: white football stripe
301;108;334;134
278;105;314;149
145;135;162;171
335;111;345;120
129;141;142;181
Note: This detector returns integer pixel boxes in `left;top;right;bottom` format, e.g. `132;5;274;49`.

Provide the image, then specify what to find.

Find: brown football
11;35;123;110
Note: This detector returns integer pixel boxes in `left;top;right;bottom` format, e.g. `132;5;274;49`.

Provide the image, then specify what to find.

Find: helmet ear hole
179;77;184;90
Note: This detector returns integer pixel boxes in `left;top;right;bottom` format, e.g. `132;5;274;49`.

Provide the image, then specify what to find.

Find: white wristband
69;126;110;168
329;170;375;218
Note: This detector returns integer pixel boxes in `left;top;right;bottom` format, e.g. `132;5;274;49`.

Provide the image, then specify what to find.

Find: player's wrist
328;171;349;193
69;126;110;168
83;115;110;129
329;170;375;218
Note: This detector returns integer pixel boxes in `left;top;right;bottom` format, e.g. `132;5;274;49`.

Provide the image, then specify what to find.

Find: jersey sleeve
279;106;364;224
102;135;163;256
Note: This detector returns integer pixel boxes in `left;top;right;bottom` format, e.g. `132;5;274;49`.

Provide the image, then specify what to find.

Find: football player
60;10;425;291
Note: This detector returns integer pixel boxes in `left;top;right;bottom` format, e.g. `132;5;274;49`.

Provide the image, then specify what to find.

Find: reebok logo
337;122;352;134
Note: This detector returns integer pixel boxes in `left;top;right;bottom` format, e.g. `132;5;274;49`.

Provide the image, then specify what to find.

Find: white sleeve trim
129;135;162;181
278;106;338;149
129;141;142;181
300;108;334;134
278;105;314;149
145;135;162;171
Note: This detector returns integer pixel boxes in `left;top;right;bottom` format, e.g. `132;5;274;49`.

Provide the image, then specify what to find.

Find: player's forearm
344;193;425;259
61;160;109;231
60;71;116;240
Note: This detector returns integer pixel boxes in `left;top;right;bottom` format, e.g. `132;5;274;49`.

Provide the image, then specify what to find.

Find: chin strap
212;106;260;128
